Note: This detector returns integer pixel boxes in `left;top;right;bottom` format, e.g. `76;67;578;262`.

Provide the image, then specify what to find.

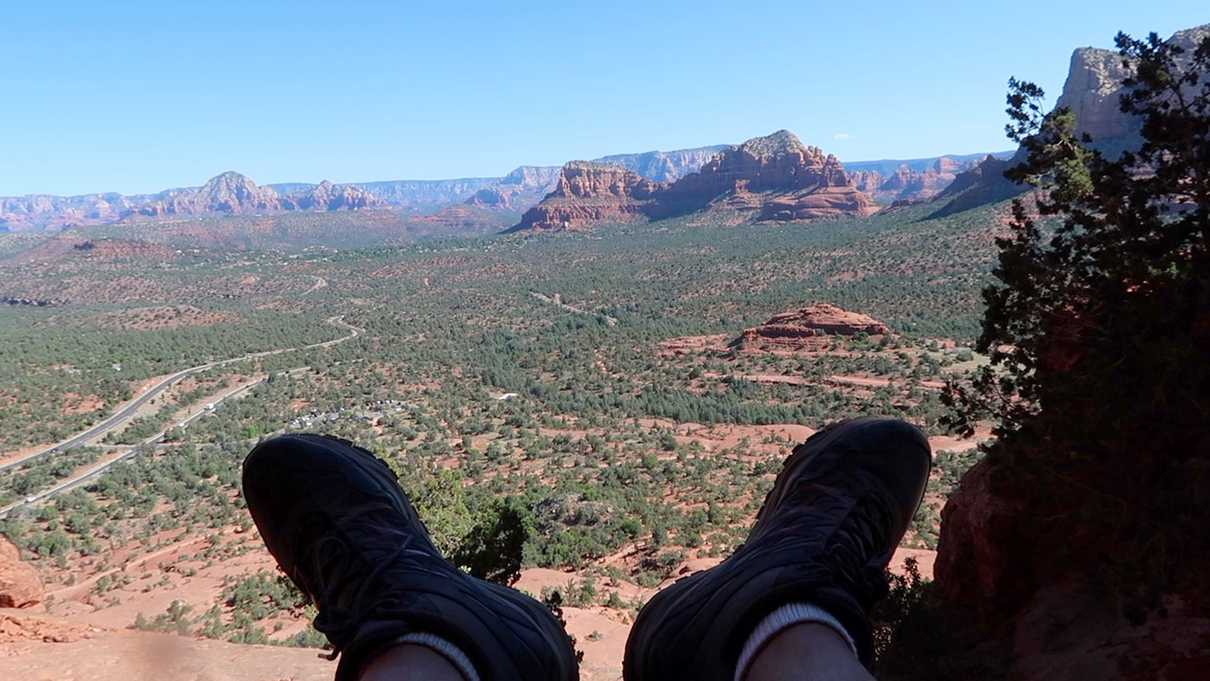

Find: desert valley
1;19;1208;681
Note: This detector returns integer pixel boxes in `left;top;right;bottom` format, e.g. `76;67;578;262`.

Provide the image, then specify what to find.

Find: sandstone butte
509;130;879;232
733;303;891;352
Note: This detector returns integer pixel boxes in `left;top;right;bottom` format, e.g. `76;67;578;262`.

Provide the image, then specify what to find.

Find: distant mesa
136;172;384;217
928;154;1020;218
281;180;384;211
848;156;976;205
594;145;731;183
136;171;279;216
499;165;564;190
0;134;1022;233
733;303;890;352
509;130;878;232
466;188;513;209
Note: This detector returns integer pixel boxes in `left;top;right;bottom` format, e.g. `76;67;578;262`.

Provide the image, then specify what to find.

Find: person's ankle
735;603;859;681
359;635;479;681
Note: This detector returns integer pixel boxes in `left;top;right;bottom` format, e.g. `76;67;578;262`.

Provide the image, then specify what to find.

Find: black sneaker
623;417;931;681
242;433;578;681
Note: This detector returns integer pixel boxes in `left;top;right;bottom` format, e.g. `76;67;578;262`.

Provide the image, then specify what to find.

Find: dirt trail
530;291;618;326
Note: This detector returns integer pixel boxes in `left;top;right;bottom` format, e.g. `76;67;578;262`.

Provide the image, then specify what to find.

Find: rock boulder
0;537;43;609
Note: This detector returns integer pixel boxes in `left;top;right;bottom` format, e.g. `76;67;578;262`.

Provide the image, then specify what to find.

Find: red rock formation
663;130;879;221
283;180;383;211
666;131;850;197
465;188;513;209
734;303;890;351
847;170;883;194
138;171;282;216
509;162;663;232
929;154;1022;217
866;157;967;204
0;537;43;609
510;131;877;232
934;459;1027;623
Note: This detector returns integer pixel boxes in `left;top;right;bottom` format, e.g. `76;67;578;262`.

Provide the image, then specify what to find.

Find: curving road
0;316;361;479
0;376;272;516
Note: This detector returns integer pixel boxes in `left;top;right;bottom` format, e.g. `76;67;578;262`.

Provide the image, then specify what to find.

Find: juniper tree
945;30;1210;616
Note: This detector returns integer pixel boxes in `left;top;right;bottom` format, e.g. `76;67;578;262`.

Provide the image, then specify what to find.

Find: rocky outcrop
847;157;972;205
928;153;1024;218
881;158;962;200
933;24;1210;216
1055;47;1138;143
0;537;43;609
934;459;1026;623
461;166;563;215
662;130;877;221
465;188;514;209
282;181;383;211
510;131;877;232
733;303;890;352
137;171;281;216
509;162;662;232
847;170;883;194
1055;24;1208;152
667;130;850;196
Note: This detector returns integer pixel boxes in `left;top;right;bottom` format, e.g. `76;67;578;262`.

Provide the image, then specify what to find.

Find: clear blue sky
2;1;1205;196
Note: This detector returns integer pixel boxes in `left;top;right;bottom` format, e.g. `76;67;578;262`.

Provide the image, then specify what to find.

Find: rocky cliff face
664;130;877;221
509;162;663;232
1054;46;1139;143
511;131;877;232
847;170;882;194
1055;24;1209;148
929;154;1021;217
500;165;562;191
933;24;1210;216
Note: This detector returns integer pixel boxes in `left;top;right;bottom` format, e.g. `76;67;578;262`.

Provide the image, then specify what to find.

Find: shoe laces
781;469;897;606
299;505;414;656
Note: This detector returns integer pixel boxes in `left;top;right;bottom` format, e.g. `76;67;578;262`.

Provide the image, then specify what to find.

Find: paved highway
0;317;361;511
0;375;272;515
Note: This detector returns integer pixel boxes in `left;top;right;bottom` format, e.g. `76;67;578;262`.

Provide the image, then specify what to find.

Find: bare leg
744;623;875;681
359;644;465;681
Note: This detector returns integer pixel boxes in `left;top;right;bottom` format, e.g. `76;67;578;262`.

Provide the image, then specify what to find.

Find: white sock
395;632;481;681
733;602;858;681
